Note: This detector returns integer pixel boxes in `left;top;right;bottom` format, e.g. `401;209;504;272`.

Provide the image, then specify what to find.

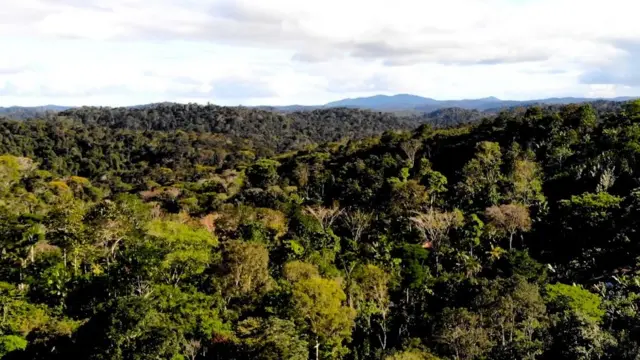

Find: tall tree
353;264;392;351
484;204;532;250
457;141;504;208
410;208;463;271
290;273;356;360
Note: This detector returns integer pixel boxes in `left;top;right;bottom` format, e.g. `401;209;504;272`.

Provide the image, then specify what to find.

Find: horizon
2;93;638;109
2;0;640;107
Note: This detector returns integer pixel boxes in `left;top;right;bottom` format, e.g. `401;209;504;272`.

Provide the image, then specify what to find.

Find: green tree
218;240;271;301
457;142;503;207
507;158;545;206
353;264;392;351
546;283;605;323
236;317;308;360
291;275;356;360
246;159;281;188
544;283;613;360
385;349;441;360
479;277;548;359
0;335;28;357
436;308;493;360
146;219;218;286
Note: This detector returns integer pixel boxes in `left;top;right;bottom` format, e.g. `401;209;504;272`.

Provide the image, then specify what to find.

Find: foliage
1;101;640;359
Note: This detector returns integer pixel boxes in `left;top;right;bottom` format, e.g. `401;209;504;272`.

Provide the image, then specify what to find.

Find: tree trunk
379;315;388;350
315;340;320;360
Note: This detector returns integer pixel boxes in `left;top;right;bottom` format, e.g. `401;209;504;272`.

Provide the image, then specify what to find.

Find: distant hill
324;94;440;110
2;95;637;121
252;94;637;113
320;94;638;112
54;104;415;152
0;105;72;120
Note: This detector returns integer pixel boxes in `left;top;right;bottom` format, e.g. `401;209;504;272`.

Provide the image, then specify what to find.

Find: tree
507;158;545;205
400;139;422;168
236;317;308;360
436;308;493;360
624;99;640;121
554;192;622;271
5;101;640;360
563;104;597;132
284;261;321;283
342;209;373;244
183;339;201;360
543;283;614;359
388;180;430;216
353;264;392;351
417;159;448;206
246;159;281;188
0;156;34;195
72;296;183;359
0;335;28;358
291;276;356;360
146;219;218;285
478;277;548;359
385;349;441;360
294;162;311;197
545;283;605;323
218;240;271;301
457;141;503;207
304;204;343;233
410;208;463;271
484;204;532;250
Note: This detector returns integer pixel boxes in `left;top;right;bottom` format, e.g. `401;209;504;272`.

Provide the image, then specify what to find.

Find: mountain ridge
318;94;638;112
1;94;638;119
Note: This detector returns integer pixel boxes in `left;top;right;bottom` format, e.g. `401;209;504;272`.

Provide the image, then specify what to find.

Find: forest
1;100;640;359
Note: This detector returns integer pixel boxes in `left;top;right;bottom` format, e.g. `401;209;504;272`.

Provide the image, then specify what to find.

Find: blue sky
1;0;639;107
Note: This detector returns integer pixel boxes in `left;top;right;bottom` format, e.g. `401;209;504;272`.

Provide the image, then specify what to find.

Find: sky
1;0;640;107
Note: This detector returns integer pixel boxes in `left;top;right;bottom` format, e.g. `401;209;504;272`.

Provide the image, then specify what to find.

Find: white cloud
1;0;639;106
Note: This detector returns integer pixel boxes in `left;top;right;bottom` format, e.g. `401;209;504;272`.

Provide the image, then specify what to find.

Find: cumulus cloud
0;65;30;75
206;77;276;99
5;0;639;64
325;74;392;94
1;0;639;105
580;41;640;87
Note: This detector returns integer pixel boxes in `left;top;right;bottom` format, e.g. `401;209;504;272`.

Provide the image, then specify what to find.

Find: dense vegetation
2;100;640;359
56;105;417;152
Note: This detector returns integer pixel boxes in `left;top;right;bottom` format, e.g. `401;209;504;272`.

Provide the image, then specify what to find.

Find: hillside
2;100;640;359
324;94;440;110
0;105;71;120
323;94;638;112
3;95;637;122
57;105;416;152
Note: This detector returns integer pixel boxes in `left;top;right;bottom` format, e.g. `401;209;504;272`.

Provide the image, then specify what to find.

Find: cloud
207;77;276;99
0;65;29;75
581;70;640;87
1;0;640;106
291;51;340;64
0;64;275;103
325;74;392;94
0;81;128;98
580;41;640;87
4;0;637;66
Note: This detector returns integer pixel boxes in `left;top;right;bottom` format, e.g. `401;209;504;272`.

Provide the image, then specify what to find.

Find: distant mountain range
0;105;71;112
257;94;637;113
0;105;73;120
1;94;638;120
270;94;638;112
